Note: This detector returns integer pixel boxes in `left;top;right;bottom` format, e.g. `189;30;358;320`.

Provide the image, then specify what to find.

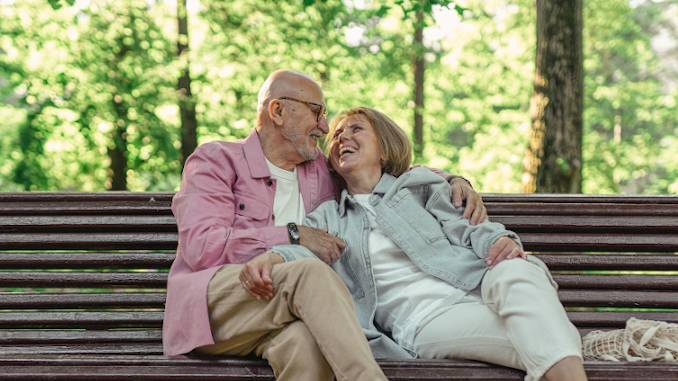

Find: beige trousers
413;259;582;381
197;258;387;381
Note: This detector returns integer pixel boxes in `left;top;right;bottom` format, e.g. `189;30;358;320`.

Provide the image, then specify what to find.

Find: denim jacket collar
337;172;398;216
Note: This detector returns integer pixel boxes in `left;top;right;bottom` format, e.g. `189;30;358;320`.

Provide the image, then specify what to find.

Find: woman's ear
268;99;284;125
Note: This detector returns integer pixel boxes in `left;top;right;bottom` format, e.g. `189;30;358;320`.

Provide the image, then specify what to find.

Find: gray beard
283;130;318;162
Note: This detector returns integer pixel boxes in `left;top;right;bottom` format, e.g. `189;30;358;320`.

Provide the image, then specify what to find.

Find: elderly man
163;70;486;381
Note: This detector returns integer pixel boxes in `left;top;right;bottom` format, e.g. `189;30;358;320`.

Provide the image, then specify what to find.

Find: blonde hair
327;107;412;177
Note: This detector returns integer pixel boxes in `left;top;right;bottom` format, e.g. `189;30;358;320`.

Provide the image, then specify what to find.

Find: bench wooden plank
554;274;678;290
520;232;678;251
1;273;676;297
1;232;676;251
2;252;676;271
0;343;164;355
0;193;174;202
0;330;162;343
558;290;678;308
492;215;678;232
0;216;177;230
2;290;676;309
0;272;167;287
0;358;676;381
2;215;675;233
0;252;175;269
0;312;164;328
536;253;678;270
3;272;676;291
1;311;674;330
0;293;166;308
486;203;678;216
0;233;178;250
483;194;678;203
0;351;675;381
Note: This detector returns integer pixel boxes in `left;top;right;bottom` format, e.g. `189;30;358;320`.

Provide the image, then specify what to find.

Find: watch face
288;223;300;243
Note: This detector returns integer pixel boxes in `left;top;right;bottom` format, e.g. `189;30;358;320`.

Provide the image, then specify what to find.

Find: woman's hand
486;236;527;267
298;225;346;264
449;178;487;225
239;251;284;300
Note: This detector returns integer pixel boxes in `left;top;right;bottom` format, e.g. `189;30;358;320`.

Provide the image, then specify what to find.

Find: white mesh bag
583;317;678;362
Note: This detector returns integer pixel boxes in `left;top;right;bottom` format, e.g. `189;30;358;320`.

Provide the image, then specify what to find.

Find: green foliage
583;0;678;194
0;0;675;193
46;0;75;10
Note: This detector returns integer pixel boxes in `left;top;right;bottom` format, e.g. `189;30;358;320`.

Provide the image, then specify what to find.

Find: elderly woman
257;107;587;381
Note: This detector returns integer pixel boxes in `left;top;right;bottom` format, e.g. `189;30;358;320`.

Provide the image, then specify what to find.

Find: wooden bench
0;192;676;380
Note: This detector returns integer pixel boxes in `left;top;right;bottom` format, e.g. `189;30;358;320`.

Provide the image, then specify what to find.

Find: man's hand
298;225;346;264
450;178;487;225
239;251;284;300
486;236;527;267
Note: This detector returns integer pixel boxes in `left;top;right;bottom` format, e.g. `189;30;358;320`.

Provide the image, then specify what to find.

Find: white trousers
413;258;582;381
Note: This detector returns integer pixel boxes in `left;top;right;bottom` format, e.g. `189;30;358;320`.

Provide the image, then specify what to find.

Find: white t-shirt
353;194;467;347
266;159;305;226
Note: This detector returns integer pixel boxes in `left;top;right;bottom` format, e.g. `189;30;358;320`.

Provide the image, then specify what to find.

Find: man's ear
268;99;284;126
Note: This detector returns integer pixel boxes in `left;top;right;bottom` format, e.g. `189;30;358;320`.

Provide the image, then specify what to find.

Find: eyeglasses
278;96;327;122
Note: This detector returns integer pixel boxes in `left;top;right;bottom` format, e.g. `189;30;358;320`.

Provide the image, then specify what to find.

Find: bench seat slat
0;312;164;328
554;274;678;290
2;253;676;271
0;216;177;230
493;215;678;232
558;290;678;308
0;330;162;344
1;232;676;251
483;194;678;203
486;202;678;216
0;203;171;216
2;272;676;290
3;353;675;373
2;291;677;309
0;252;175;269
0;344;164;356
0;193;174;202
2;215;675;232
0;233;177;250
535;253;678;270
0;293;166;308
520;233;678;251
0;359;676;381
1;311;674;330
0;272;166;287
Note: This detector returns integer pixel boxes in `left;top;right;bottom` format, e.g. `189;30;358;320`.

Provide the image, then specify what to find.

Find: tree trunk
523;0;583;193
177;0;198;167
412;4;425;162
109;96;128;191
108;38;130;191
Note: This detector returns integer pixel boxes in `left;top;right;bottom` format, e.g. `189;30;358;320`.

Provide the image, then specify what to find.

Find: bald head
256;70;323;115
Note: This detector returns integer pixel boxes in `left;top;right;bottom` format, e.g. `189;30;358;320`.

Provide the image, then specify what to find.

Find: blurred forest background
0;0;676;194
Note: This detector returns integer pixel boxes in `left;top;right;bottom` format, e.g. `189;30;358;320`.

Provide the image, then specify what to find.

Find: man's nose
317;117;329;134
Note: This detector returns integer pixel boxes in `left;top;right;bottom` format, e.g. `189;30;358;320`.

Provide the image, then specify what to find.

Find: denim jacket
272;167;545;359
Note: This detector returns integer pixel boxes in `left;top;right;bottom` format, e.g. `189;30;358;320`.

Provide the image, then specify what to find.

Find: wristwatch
287;222;300;244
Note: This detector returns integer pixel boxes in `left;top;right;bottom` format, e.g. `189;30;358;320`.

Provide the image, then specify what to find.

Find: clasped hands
238;225;345;300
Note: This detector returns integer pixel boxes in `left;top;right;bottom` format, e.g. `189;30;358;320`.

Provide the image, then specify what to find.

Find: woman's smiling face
328;113;383;180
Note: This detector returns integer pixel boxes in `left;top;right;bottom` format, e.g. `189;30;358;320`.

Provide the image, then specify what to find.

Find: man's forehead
272;73;323;101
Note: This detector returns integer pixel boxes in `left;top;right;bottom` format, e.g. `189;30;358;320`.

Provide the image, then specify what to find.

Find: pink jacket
162;131;336;356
